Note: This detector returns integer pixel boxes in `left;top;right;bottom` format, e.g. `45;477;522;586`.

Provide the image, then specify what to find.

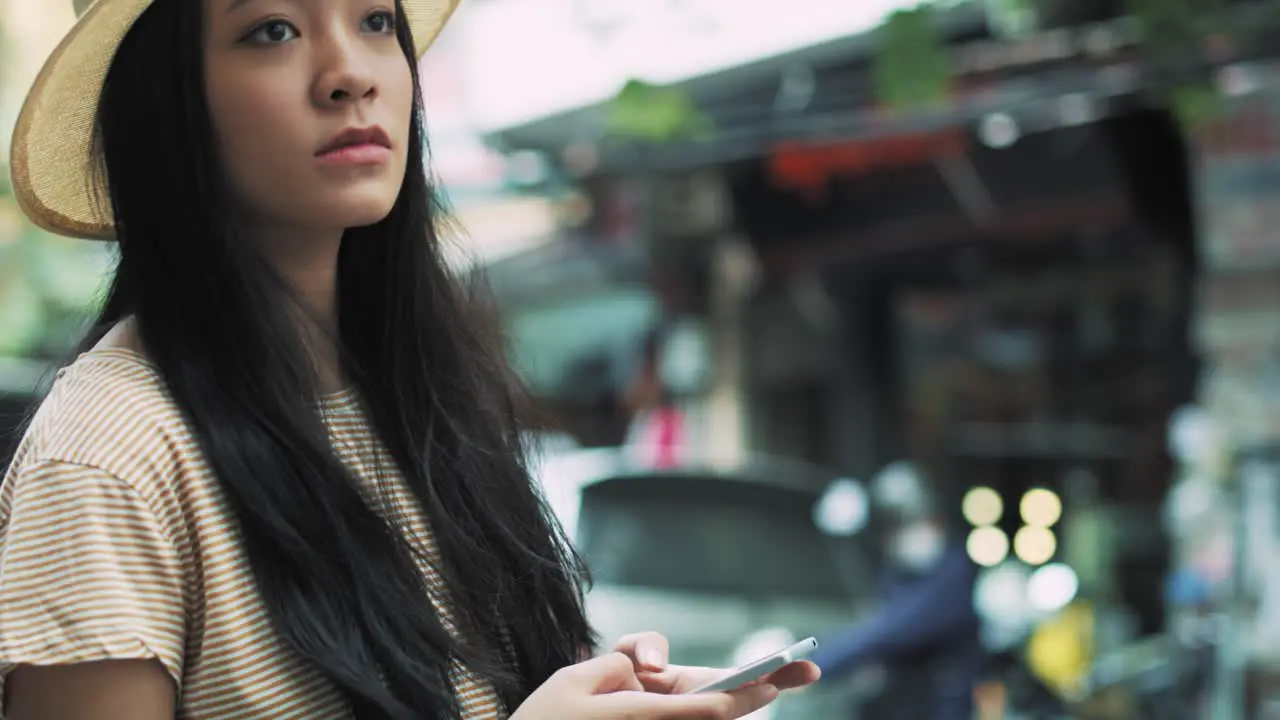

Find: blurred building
457;0;946;455
463;0;1280;712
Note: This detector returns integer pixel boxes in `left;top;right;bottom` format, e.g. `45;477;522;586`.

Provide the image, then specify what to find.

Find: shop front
728;99;1200;705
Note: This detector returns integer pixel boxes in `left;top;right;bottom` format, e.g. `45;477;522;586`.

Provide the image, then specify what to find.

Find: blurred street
6;0;1280;717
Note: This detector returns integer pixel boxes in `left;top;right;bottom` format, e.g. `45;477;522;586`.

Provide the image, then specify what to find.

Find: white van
534;448;875;719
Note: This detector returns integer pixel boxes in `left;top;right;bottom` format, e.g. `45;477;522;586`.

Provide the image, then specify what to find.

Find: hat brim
9;0;460;240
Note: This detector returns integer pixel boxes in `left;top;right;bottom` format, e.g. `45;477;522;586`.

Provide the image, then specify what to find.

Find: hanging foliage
1125;0;1234;126
1170;82;1225;129
873;4;954;111
599;0;1265;142
603;79;714;142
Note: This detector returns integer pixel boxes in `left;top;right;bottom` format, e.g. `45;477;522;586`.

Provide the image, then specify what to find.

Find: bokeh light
962;486;1004;527
1014;526;1057;566
967;526;1011;567
1020;488;1062;528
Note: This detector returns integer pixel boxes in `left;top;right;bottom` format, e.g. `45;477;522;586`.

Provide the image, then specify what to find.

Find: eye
362;10;396;34
245;19;299;44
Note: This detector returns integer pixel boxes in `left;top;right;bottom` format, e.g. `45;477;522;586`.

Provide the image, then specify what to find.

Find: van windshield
575;474;861;600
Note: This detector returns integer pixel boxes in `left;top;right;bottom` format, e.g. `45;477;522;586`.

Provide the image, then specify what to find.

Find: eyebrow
226;0;262;13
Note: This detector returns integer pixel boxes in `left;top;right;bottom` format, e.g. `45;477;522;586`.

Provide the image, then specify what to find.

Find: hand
614;632;821;696
510;652;779;720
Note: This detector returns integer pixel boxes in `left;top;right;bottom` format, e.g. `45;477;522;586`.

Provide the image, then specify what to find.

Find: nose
312;33;378;108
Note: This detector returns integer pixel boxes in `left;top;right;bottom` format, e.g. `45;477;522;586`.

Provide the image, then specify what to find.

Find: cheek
206;75;303;180
384;62;416;143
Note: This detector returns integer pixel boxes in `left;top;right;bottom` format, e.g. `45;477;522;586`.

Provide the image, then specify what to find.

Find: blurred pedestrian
810;461;982;719
0;0;816;718
623;325;684;468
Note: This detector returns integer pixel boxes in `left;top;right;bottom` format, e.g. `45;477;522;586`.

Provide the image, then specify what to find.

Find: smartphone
686;637;819;694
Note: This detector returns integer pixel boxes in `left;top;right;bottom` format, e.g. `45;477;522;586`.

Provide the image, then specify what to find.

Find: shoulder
10;348;194;505
0;351;195;688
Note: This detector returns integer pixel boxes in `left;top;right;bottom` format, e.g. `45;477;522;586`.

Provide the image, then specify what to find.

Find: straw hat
9;0;461;240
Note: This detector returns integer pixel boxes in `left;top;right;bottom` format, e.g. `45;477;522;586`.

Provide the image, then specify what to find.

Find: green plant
1170;82;1224;128
603;78;714;142
873;4;953;110
1126;0;1235;126
597;0;1266;143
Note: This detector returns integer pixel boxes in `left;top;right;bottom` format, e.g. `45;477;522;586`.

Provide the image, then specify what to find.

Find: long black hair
86;0;595;716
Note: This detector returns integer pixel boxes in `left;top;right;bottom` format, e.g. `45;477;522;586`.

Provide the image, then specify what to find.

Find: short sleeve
0;460;187;691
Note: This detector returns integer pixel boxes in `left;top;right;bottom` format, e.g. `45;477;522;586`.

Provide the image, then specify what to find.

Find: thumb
595;683;779;718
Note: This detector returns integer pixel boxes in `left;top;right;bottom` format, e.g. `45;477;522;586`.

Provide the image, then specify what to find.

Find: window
576;473;863;600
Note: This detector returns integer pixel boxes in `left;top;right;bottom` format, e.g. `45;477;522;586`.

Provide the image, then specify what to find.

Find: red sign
768;129;968;193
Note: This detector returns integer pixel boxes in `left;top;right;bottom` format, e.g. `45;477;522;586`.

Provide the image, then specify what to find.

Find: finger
723;682;782;716
597;684;779;719
634;666;681;694
762;661;822;691
565;652;646;694
641;665;734;695
613;631;670;671
634;664;722;695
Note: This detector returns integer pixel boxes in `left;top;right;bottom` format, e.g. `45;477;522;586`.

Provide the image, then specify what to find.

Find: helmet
870;460;948;572
870;460;937;522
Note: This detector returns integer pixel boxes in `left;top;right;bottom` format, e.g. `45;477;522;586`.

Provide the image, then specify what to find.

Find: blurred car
534;447;877;719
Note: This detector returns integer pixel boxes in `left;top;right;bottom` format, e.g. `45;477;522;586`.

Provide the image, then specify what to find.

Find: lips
316;125;392;156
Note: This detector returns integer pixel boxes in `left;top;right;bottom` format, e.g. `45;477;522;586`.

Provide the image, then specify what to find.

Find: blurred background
5;0;1280;717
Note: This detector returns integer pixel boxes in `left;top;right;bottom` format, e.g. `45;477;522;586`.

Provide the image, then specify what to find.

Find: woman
0;0;817;718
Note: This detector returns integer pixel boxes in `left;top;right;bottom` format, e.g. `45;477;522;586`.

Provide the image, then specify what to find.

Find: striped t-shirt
0;347;504;718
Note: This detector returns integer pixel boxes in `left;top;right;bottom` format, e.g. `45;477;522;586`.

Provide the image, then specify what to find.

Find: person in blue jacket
810;461;983;720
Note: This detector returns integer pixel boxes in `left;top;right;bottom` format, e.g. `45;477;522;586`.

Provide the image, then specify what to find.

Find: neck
255;224;346;394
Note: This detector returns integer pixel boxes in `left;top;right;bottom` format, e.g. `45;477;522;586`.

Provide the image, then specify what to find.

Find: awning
458;0;960;134
480;8;1280;175
481;5;988;165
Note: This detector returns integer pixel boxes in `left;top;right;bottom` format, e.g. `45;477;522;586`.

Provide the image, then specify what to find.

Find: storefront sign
768;130;968;191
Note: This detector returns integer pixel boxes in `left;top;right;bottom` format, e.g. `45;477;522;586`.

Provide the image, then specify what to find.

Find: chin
320;197;399;229
343;205;397;228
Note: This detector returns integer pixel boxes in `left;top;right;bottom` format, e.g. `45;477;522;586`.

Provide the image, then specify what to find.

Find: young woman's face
203;0;414;235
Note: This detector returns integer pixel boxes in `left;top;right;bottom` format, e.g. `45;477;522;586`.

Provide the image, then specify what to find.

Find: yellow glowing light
1014;526;1057;566
966;526;1010;567
1020;488;1062;528
962;486;1004;527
